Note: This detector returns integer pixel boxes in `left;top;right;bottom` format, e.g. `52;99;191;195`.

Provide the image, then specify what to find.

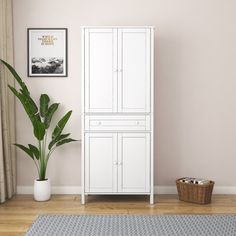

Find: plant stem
42;132;47;180
38;140;44;180
46;145;56;164
33;158;40;176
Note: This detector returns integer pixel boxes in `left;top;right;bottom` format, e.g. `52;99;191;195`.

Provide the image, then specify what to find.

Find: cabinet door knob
113;161;118;165
118;162;122;165
119;69;123;72
114;69;118;72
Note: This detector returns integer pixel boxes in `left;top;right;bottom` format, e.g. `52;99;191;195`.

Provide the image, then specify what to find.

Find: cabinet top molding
81;26;155;29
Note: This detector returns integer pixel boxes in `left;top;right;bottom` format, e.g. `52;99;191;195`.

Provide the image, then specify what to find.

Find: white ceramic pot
34;179;51;201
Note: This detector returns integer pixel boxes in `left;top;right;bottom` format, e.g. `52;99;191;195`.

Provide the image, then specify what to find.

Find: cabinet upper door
118;29;151;113
118;133;150;193
84;29;117;113
85;133;117;193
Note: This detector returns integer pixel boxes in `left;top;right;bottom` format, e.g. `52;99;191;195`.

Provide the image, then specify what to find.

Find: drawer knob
98;121;102;125
136;121;140;125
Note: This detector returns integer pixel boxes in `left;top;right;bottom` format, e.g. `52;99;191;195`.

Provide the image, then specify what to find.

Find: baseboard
17;186;81;194
154;186;177;194
17;185;236;195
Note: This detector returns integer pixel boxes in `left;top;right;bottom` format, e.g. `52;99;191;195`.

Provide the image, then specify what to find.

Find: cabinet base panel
81;193;154;204
85;193;151;195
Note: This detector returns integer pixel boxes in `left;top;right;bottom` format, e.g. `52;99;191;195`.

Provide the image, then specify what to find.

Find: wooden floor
1;194;236;235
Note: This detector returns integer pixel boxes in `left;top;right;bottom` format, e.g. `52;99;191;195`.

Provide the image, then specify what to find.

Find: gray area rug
25;215;236;236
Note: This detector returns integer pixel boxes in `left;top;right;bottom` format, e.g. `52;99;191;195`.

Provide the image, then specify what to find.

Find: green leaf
33;120;45;141
52;111;72;140
19;88;38;114
8;85;40;121
48;133;70;150
21;88;38;115
8;85;39;123
56;138;77;147
1;59;39;118
40;94;50;118
1;59;39;117
28;144;40;160
9;85;44;140
44;103;59;129
14;144;34;160
0;59;30;96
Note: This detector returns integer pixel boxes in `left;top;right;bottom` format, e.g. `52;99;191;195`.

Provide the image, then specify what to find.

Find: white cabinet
85;115;151;131
85;133;117;193
117;29;151;113
84;28;151;113
84;29;117;112
117;133;150;193
85;133;150;194
81;26;154;204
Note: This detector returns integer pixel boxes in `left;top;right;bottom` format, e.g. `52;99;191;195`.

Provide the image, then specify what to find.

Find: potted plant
0;59;77;201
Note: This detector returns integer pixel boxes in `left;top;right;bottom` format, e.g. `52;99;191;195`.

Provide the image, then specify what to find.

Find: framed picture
27;28;67;77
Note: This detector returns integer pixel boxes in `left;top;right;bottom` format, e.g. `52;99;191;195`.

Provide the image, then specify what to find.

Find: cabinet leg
150;194;154;204
81;194;85;205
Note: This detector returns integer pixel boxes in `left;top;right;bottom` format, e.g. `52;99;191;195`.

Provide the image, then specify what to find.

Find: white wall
13;0;236;192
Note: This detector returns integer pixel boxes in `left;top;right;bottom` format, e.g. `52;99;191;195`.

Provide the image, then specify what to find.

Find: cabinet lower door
85;133;117;193
118;133;150;193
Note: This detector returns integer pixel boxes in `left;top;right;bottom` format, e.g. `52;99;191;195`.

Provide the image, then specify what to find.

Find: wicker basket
176;178;214;204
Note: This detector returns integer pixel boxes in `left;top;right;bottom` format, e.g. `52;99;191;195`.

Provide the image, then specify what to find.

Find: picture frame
27;28;68;77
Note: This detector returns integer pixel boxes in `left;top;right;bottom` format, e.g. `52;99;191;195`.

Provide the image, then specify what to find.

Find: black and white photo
28;28;67;77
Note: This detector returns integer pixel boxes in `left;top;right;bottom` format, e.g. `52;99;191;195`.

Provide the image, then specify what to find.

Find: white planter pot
34;179;51;201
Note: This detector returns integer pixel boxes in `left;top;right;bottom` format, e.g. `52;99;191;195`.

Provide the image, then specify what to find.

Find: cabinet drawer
85;115;150;131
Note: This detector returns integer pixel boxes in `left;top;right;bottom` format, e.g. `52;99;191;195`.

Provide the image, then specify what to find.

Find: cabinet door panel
85;133;117;192
118;133;150;193
118;29;150;113
85;29;117;112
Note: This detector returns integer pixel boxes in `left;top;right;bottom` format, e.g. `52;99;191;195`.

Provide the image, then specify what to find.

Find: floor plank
0;194;236;235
